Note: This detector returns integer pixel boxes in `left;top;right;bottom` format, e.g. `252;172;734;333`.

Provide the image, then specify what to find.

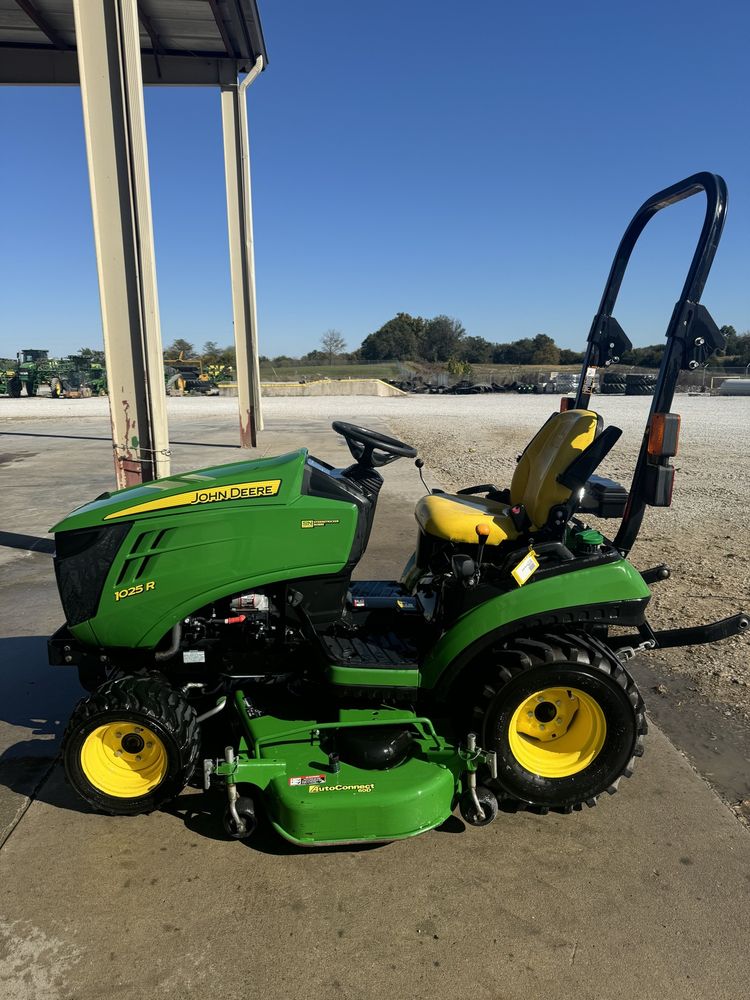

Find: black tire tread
625;373;657;396
472;630;646;812
62;675;199;814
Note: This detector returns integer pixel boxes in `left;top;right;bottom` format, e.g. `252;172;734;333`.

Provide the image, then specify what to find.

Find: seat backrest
510;409;602;528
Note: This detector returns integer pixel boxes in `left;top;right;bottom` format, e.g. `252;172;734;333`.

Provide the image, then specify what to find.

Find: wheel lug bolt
527;710;534;717
135;754;142;761
539;724;545;731
146;741;153;748
115;732;122;738
114;750;122;757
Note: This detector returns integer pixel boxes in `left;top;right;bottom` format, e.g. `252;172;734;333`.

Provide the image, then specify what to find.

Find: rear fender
420;560;650;695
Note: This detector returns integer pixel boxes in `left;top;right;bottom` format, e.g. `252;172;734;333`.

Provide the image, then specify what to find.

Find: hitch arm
610;612;749;651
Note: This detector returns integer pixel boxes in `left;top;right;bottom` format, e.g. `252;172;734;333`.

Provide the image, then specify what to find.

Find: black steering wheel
332;421;418;468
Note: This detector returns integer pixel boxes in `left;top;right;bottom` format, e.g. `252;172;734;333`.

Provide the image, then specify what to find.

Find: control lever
450;524;491;588
451;554;476;587
475;523;490;575
415;457;432;494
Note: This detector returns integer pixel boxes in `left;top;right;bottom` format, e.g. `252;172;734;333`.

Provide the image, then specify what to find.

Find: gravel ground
3;391;749;722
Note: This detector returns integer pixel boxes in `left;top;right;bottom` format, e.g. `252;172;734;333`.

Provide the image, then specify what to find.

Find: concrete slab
1;732;749;1000
1;410;749;999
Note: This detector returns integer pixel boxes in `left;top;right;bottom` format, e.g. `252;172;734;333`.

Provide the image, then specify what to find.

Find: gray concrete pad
1;411;749;999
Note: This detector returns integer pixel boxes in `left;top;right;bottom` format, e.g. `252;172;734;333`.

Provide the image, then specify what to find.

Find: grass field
259;361;410;382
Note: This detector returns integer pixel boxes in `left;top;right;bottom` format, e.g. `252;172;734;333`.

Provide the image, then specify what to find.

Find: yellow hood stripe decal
104;479;282;520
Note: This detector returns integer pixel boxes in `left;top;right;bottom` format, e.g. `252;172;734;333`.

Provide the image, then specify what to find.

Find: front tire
62;676;199;815
474;633;646;812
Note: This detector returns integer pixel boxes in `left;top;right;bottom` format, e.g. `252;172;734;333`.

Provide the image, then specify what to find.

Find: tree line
357;313;750;368
64;320;750;372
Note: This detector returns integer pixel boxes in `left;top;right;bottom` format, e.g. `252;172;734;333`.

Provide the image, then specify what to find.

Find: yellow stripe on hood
104;479;281;519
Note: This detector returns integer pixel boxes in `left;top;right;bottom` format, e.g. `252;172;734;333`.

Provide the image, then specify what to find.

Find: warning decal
288;774;326;787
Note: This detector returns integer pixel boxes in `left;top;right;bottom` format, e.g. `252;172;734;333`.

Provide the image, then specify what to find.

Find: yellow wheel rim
80;722;168;798
508;687;606;778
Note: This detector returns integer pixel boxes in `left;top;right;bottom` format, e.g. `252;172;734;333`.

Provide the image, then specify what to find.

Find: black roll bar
573;172;728;555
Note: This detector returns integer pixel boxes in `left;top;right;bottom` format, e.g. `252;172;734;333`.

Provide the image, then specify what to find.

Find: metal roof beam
207;0;237;58
0;46;243;85
226;0;252;60
221;68;264;445
73;0;170;485
137;2;165;55
13;0;70;50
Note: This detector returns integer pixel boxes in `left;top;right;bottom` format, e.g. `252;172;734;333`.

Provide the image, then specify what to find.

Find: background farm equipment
0;349;108;398
164;356;221;395
0;347;223;399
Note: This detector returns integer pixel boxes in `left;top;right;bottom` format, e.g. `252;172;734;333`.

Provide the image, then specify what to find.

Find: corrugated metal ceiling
0;0;267;84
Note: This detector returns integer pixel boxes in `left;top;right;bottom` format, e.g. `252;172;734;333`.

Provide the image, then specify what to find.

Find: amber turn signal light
647;412;680;458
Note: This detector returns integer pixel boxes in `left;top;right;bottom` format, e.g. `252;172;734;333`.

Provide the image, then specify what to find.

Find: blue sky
1;0;748;359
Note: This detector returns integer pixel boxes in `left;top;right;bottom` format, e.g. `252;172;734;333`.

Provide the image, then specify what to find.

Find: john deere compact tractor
50;173;749;846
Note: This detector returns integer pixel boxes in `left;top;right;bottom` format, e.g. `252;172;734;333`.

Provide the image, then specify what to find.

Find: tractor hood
50;445;364;648
51;449;309;533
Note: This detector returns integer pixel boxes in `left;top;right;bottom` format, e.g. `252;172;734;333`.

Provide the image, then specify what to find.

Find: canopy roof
0;0;267;85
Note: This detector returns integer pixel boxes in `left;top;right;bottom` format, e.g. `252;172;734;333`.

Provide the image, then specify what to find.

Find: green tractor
0;348;48;397
0;349;107;398
49;174;748;846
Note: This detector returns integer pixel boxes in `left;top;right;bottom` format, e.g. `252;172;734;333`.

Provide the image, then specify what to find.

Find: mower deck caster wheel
223;796;257;840
459;786;498;827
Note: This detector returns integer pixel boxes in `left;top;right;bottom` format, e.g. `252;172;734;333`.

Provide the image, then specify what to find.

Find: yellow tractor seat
415;493;519;546
415;408;603;547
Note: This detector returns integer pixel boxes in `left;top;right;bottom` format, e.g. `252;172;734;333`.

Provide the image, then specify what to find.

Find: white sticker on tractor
288;774;326;786
183;650;206;663
511;549;540;587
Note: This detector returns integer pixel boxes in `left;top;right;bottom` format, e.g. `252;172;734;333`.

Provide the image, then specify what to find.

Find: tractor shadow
0;635;83;757
0;531;56;555
0;430;242;450
0;635;91;819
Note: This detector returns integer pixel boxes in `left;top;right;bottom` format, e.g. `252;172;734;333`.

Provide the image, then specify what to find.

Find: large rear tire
8;376;22;398
600;373;626;395
62;675;199;816
625;373;657;396
473;632;646;812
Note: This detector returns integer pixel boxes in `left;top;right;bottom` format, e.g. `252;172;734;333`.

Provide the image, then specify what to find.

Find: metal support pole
73;0;170;486
221;59;264;447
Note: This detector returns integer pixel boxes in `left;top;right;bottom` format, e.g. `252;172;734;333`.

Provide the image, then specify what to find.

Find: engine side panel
53;449;360;648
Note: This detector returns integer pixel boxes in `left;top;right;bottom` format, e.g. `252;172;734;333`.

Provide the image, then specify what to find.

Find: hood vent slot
115;529;169;585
